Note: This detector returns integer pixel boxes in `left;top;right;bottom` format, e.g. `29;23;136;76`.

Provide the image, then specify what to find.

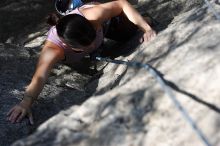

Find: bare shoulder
81;1;122;23
42;41;65;61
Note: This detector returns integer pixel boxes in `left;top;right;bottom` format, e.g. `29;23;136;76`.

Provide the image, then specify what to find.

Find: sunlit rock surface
0;0;220;146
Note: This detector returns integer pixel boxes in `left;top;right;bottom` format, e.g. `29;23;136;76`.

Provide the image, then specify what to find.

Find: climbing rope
95;56;212;146
203;0;220;20
90;1;220;146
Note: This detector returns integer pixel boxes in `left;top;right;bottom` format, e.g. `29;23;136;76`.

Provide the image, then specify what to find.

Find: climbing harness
203;0;220;21
94;56;212;146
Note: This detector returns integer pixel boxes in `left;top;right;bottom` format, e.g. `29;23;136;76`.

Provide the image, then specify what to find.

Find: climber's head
56;14;96;51
55;0;83;15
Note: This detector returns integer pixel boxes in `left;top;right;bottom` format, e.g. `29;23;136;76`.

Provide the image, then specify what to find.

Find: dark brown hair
56;14;96;48
46;13;61;26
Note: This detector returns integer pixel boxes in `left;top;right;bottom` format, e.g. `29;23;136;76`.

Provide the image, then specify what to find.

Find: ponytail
46;13;61;26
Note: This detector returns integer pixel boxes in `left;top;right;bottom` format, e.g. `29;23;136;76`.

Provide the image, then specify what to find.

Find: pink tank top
46;5;104;63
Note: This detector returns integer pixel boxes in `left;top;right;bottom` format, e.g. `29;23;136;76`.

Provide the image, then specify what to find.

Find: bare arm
82;0;156;41
7;41;64;124
23;41;64;104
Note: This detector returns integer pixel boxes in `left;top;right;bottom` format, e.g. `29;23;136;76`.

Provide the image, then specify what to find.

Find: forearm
20;44;62;106
20;75;47;107
24;75;46;102
120;0;152;32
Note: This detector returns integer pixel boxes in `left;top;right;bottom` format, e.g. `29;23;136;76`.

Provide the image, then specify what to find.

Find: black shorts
105;13;138;42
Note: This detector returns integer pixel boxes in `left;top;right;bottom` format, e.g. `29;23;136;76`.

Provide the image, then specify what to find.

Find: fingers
16;111;26;123
8;110;22;123
7;105;30;124
143;30;156;42
7;107;15;116
28;112;34;125
15;109;34;125
139;37;144;43
151;31;156;38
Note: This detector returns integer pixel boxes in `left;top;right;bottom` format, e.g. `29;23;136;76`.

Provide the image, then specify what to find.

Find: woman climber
7;0;156;124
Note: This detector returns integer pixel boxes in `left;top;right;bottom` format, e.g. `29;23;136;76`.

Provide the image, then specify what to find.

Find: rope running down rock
95;56;212;146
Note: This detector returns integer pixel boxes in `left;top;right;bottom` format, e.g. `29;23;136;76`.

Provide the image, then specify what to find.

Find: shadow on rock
0;44;100;146
0;0;53;43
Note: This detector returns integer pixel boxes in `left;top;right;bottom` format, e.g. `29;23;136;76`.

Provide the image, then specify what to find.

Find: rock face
0;0;53;44
0;0;220;146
